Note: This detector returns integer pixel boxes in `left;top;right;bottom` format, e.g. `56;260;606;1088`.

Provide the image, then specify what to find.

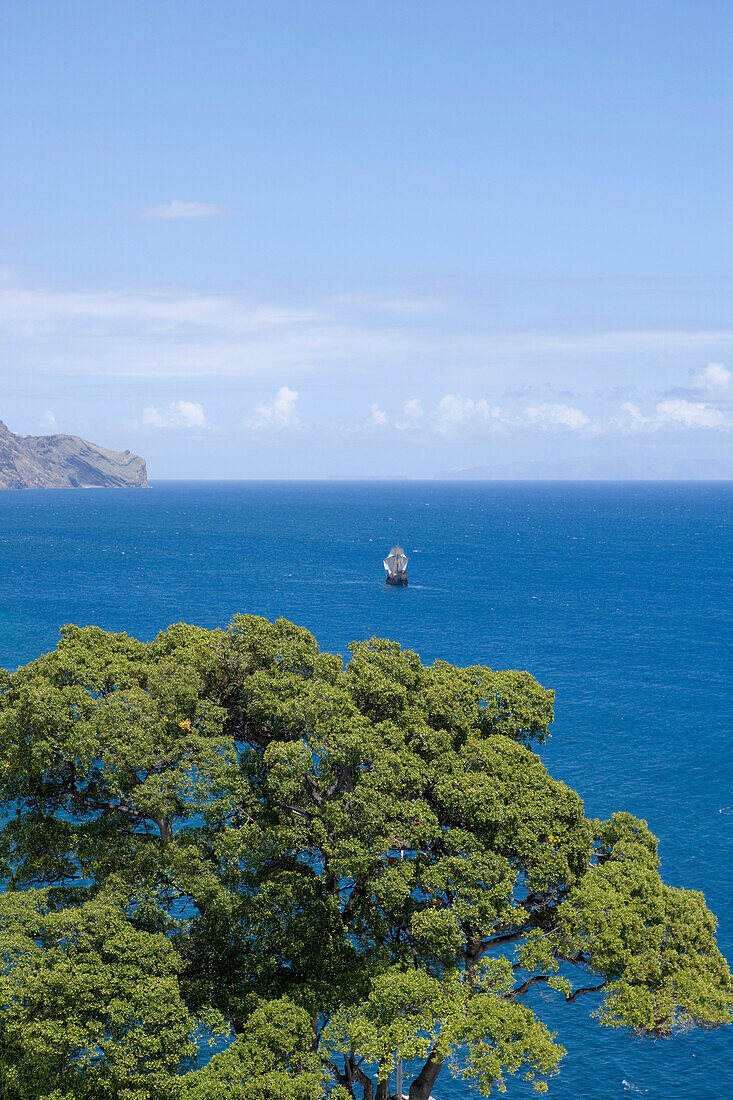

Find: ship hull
386;573;408;586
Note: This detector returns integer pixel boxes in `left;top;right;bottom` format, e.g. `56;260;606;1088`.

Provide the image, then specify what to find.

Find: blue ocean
0;481;731;1099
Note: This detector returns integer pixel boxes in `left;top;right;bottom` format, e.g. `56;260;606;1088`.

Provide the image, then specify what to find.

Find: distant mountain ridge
0;421;148;489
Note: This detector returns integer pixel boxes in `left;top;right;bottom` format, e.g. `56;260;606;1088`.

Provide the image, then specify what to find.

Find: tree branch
71;793;144;822
507;974;551;999
482;927;531;950
566;981;607;1003
303;775;325;807
325;765;353;799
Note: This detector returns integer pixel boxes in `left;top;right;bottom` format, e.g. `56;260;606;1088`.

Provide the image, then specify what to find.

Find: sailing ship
383;545;408;586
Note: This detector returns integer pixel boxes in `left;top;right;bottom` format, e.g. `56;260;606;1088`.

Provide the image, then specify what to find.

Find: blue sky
1;0;731;477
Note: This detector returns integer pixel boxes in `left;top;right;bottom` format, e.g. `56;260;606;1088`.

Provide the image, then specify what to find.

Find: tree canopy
0;616;729;1100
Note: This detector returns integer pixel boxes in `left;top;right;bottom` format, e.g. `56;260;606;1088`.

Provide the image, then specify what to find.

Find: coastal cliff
0;421;148;489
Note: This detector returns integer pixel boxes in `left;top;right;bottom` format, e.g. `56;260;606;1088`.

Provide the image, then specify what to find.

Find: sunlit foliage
0;617;729;1099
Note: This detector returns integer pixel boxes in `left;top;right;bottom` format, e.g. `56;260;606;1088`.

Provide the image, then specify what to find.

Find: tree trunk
156;815;174;842
342;1055;356;1099
352;1063;374;1100
375;1077;390;1100
465;931;483;987
326;1055;355;1097
408;1047;444;1100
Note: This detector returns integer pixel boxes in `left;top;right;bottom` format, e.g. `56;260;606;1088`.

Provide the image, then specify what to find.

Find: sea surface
0;481;731;1099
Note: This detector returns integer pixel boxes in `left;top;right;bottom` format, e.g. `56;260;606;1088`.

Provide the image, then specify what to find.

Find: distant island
436;456;733;480
0;421;147;489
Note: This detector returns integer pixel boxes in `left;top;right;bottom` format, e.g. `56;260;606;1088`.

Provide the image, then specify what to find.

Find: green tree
0;888;209;1099
0;616;729;1099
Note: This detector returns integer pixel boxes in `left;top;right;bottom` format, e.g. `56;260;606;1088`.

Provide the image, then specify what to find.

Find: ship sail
384;546;408;574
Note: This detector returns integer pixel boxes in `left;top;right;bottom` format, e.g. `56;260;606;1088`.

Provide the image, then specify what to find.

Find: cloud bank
615;399;729;433
433;395;506;437
2;281;732;386
357;383;732;439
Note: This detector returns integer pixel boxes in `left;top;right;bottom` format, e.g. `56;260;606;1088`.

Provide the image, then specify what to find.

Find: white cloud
0;286;314;333
1;279;732;386
430;397;600;436
141;400;210;430
656;399;728;429
615;402;648;432
143;200;226;220
615;399;730;433
366;403;389;429
692;361;731;398
523;403;591;431
395;398;424;431
40;410;56;431
432;394;506;437
243;386;301;431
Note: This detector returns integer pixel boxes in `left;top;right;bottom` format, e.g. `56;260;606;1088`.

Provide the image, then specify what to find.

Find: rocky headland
0;421;148;489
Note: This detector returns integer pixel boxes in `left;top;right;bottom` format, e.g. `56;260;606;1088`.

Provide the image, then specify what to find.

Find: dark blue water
0;481;731;1099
